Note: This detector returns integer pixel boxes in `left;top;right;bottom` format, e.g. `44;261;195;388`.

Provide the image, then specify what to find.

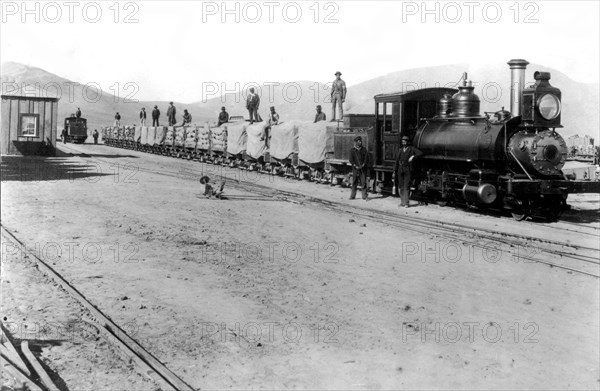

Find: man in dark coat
139;107;147;126
167;102;177;126
314;105;326;123
62;128;67;144
114;112;121;126
93;129;99;144
349;136;369;200
217;107;229;126
393;136;423;208
182;109;192;125
76;108;81;118
152;105;160;126
246;88;260;124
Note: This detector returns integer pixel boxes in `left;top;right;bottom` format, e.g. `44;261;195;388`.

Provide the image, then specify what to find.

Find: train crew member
139;108;147;126
261;106;280;144
114;112;121;127
349;136;369;201
61;128;67;144
330;71;346;121
76;107;81;118
93;129;99;144
246;87;260;124
200;176;225;199
217;107;229;126
182;109;192;125
314;105;326;122
393;136;422;208
167;102;177;126
152;105;160;126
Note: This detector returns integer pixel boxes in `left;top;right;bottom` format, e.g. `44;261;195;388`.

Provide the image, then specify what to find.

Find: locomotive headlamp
521;71;562;127
538;94;561;120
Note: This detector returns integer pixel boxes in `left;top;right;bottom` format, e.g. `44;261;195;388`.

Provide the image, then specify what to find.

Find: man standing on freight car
393;136;422;208
349;136;369;201
246;87;260;124
114;112;121;127
331;71;346;121
139;107;147;126
152;105;160;126
167;102;177;126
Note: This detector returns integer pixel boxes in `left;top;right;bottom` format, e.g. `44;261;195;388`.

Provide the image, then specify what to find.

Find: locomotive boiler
412;59;597;220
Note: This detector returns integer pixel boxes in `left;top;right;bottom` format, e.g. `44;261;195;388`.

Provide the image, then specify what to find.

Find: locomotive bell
452;76;480;118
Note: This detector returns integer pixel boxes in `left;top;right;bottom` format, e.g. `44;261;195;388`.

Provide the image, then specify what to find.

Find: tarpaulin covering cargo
197;123;211;151
270;121;299;160
174;126;186;147
140;127;148;145
153;127;166;146
298;121;334;164
184;126;198;149
246;122;269;159
164;127;175;147
211;124;227;152
134;126;142;143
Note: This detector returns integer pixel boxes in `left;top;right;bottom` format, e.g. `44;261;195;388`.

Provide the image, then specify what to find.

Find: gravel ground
1;144;599;390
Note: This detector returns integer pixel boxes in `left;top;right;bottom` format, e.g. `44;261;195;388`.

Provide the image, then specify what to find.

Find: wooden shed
1;94;59;155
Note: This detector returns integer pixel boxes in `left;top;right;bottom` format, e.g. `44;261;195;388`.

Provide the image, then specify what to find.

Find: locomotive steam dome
452;77;480;118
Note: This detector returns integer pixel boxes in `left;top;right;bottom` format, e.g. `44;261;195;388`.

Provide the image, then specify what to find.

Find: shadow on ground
0;156;112;182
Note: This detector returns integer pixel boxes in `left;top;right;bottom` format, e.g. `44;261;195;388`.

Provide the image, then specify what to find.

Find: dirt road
1;144;599;390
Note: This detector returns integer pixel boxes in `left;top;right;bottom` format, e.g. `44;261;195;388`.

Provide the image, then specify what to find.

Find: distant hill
2;61;598;139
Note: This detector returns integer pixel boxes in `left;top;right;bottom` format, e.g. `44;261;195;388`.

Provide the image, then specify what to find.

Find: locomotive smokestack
507;59;530;116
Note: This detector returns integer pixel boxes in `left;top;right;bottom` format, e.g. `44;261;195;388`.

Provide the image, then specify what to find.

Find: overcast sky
1;0;598;102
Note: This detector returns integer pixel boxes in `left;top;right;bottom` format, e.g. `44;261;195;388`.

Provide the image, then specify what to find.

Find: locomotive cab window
381;102;399;133
19;114;39;137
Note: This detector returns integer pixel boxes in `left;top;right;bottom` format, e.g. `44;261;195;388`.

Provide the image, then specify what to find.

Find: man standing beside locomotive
167;102;177;126
393;136;422;208
349;136;369;201
330;71;346;122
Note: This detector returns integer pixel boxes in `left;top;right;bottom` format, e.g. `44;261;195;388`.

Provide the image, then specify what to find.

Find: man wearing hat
331;71;347;121
246;87;261;124
393;136;423;208
152;105;160;126
314;105;326;122
167;102;177;126
217;107;229;126
139;107;147;126
349;135;369;200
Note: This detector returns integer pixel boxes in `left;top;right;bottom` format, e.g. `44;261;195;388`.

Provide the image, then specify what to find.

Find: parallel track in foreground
61;145;600;278
0;225;195;391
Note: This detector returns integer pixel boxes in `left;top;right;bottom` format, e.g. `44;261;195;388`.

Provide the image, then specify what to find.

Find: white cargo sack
298;121;334;164
226;122;248;155
246;122;269;159
270;121;299;160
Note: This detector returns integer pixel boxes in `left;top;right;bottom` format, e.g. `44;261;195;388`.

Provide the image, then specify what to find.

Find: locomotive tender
101;58;599;220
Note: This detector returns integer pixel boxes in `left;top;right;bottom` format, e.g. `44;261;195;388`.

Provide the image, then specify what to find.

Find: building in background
1;94;59;155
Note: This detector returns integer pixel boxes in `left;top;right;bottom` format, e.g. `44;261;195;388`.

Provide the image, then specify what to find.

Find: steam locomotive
101;59;599;220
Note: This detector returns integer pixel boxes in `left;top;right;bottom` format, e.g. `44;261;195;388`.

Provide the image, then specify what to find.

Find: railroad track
0;225;195;391
59;144;600;278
